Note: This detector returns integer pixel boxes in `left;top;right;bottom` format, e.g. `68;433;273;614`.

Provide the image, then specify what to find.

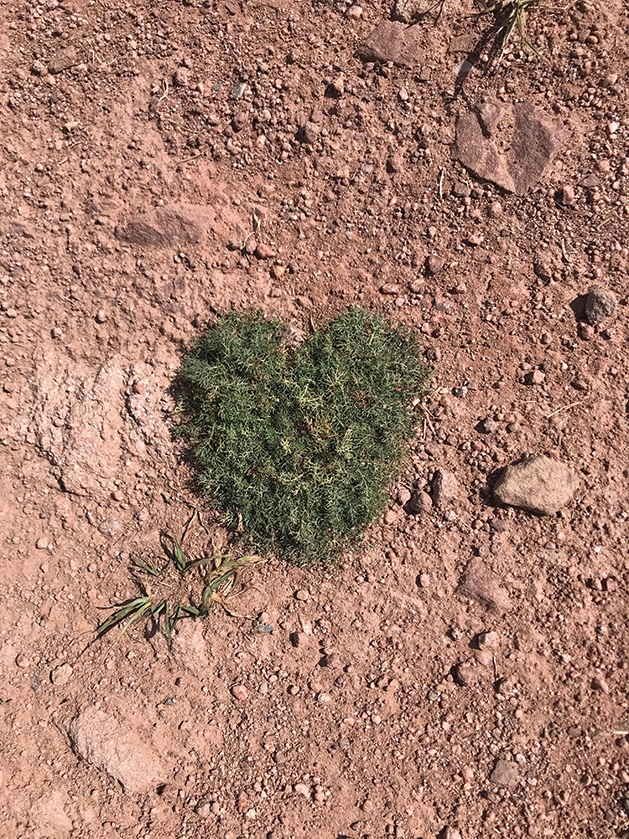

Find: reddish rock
255;242;275;260
426;254;445;275
68;706;164;794
117;204;210;248
357;21;424;67
454;99;564;195
490;759;519;788
460;557;511;612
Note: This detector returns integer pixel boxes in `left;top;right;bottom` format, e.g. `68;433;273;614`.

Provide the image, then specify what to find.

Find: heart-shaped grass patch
176;308;431;565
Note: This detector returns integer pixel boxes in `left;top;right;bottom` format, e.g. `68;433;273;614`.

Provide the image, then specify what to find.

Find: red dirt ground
1;1;628;837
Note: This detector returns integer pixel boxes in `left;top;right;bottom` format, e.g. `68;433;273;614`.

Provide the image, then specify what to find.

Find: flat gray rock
68;706;165;794
494;455;578;515
454;99;565;195
357;21;424;67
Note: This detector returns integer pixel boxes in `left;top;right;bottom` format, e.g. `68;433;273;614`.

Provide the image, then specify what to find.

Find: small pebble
525;370;545;385
16;654;30;668
255;242;275;260
559;184;575;205
478;630;500;650
95;309;107;324
426;254;444;275
301;121;320;144
592;675;610;694
295;589;310;601
347;4;363;19
231;684;248;701
490;759;519;788
584;285;617;326
51;663;73;686
461;765;474;781
380;283;400;295
295;783;310;798
452;181;470;198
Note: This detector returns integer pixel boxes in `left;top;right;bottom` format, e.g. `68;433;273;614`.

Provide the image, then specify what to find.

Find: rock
480;418;499;434
454;660;477;686
16;653;30;668
454;99;564;195
231;685;248;701
173;67;190;87
493;455;578;515
473;649;494;667
95;309;107;323
391;0;421;23
48;47;79;74
68;706;164;794
31;60;48;76
295;589;310;601
98;518;123;538
255;242;275;260
426;254;444;275
477;630;500;650
170;620;209;673
592;675;610;694
431;469;459;508
409;491;433;514
36;537;50;550
452;181;470;197
490;759;519;788
584;285;617;326
460;557;511;612
117;204;211;248
51;663;73;686
559;184;575;205
294;783;311;798
300;121;320;144
357;21;424;67
524;370;545;385
196;801;213;817
380;283;400;295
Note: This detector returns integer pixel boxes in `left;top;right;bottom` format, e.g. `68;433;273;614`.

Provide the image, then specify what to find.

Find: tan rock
493;455;578;515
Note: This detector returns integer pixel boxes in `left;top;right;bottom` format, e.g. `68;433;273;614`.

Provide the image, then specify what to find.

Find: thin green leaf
132;557;162;577
96;596;152;636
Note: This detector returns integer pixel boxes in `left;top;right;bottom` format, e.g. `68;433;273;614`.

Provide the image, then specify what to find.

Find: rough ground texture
0;1;628;838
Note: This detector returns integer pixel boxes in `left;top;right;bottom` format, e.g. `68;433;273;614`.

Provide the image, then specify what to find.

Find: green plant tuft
176;308;431;565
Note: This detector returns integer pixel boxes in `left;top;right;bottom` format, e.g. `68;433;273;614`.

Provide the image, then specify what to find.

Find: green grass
476;0;542;60
175;307;431;565
96;535;261;642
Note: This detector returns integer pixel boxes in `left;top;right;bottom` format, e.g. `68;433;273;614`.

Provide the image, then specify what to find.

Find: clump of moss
176;308;431;565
